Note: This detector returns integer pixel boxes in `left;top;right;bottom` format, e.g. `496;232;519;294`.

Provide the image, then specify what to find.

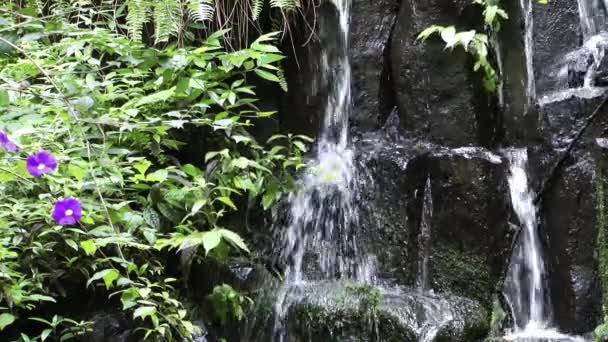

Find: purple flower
0;131;20;153
26;151;58;177
52;198;82;226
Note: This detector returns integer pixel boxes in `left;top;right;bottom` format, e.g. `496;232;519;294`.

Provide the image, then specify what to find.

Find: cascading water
520;0;536;104
272;0;374;339
417;176;433;293
503;150;585;341
503;149;551;337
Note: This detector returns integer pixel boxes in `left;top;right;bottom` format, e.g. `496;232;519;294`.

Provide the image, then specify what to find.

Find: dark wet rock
532;0;582;96
86;311;132;342
390;0;496;147
355;135;513;310
350;0;400;129
529;93;608;333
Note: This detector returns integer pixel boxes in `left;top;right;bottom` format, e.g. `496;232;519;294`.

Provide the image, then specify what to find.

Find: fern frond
126;0;149;41
251;0;264;20
187;0;215;22
269;0;299;11
277;68;288;92
154;0;181;44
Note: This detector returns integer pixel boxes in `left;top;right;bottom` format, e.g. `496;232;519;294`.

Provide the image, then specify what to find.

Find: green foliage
596;322;608;342
418;0;547;93
418;26;498;92
0;3;307;341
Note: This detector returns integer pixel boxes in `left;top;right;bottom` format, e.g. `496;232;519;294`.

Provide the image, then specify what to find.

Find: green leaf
65;239;78;251
133;306;156;320
134;159;152;175
0;313;15;331
217;196;237;210
40;329;52;342
102;269;120;289
27;294;56;303
202;230;221;254
218;229;250;253
80;240;97;256
0;90;9;107
147;169;168;183
254;69;280;83
87;269;117;287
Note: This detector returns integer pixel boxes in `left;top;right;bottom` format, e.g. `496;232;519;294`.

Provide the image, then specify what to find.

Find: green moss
432;247;491;307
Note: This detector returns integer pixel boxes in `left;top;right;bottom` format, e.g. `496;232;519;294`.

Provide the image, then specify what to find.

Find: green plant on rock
0;2;308;340
418;0;547;93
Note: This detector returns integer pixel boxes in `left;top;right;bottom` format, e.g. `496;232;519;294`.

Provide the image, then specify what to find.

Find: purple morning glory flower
0;131;19;153
52;198;82;226
26;151;58;178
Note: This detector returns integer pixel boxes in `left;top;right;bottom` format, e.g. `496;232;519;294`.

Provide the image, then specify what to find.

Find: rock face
390;0;497;147
350;0;400;129
532;0;582;96
530;94;608;333
356;133;513;310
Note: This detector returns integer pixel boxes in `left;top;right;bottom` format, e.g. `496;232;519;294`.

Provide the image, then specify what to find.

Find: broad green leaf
133;306;156;320
40;329;52;342
219;229;250;253
202;230;221;254
0;313;15;331
80;240;97;256
147;169;168;183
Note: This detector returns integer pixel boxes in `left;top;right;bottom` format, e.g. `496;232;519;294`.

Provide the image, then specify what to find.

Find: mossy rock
245;281;490;341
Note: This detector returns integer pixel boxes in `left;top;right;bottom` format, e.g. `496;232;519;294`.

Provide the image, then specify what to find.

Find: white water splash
272;0;375;339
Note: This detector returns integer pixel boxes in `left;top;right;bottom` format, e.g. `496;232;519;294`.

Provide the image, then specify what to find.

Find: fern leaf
269;0;298;11
154;0;180;44
277;68;288;92
187;0;215;22
126;0;149;41
251;0;264;20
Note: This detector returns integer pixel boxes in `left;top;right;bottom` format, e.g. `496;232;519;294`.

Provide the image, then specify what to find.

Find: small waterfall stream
417;176;433;293
520;0;536;104
503;150;585;341
503;150;551;336
272;0;374;339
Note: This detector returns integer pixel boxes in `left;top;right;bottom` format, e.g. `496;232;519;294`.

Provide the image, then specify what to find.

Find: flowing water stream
520;0;536;105
271;0;374;339
502;153;586;341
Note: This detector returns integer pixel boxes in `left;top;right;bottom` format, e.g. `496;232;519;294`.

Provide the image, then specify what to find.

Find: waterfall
502;150;585;341
417;176;433;292
520;0;536;105
503;149;550;333
272;0;374;339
